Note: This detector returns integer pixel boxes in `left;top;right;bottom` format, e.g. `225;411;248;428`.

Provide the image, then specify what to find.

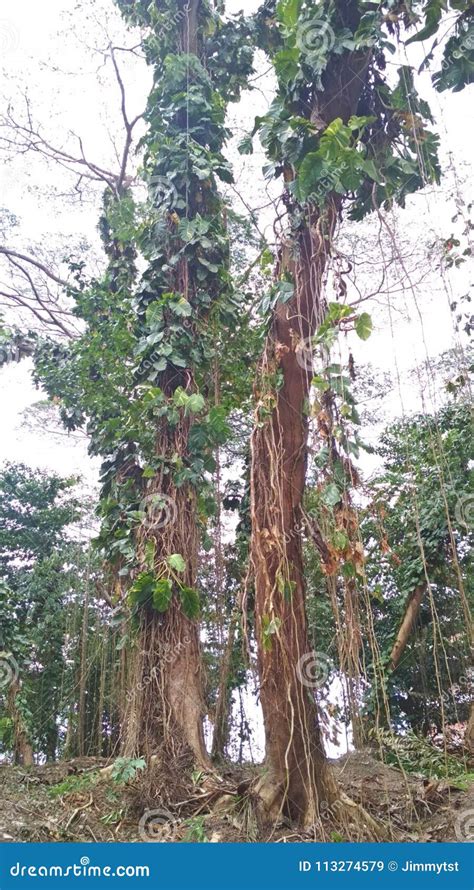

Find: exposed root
337;791;387;840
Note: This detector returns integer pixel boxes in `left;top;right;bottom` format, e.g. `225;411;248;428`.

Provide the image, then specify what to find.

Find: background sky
0;0;471;479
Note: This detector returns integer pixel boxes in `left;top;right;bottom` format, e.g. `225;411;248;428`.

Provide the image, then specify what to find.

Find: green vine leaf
262;614;282;651
355;312;373;340
179;585;200;619
186;393;206;414
321;482;341;507
237;134;254;155
167;553;186;573
152;578;173;612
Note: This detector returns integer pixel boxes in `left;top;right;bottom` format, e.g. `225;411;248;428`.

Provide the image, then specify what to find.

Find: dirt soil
0;752;472;843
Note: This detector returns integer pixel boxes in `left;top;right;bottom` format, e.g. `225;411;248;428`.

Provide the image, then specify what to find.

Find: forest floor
0;752;472;844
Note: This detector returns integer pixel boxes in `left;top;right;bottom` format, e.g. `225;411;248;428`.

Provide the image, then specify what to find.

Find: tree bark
250;225;338;823
78;567;90;757
123;431;209;767
250;10;371;823
466;702;474;755
119;0;211;771
211;612;238;760
389;583;426;671
8;679;34;767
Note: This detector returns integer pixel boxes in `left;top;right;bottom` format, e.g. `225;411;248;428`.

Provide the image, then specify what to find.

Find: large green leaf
355;312;373;340
166;553;186;573
179;585;200;619
152;578;173;612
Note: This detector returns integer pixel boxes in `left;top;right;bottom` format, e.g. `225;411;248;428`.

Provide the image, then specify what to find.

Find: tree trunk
466;702;474;755
249;16;371;822
389;583;426;671
250;225;338;824
123;435;209;767
78;564;90;756
211;612;238;760
8;679;34;767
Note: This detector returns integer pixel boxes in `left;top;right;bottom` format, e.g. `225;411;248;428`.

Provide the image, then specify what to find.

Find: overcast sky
0;0;471;478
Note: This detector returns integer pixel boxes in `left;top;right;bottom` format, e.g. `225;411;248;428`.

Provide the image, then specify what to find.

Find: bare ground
0;753;472;844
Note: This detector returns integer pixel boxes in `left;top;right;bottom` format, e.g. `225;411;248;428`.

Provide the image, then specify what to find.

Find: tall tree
246;0;471;823
114;0;253;764
0;464;79;763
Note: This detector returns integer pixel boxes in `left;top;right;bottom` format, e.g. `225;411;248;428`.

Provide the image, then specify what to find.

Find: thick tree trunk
119;0;212;771
123;439;209;767
249;14;371;822
124;603;208;765
250;225;338;823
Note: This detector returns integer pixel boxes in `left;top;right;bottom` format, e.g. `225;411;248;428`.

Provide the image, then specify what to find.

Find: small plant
48;771;98;798
330;831;345;842
111;757;146;784
100;808;125;825
182;815;209;843
372;728;470;780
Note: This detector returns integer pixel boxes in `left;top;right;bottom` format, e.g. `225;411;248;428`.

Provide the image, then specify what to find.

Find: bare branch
0;246;75;290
